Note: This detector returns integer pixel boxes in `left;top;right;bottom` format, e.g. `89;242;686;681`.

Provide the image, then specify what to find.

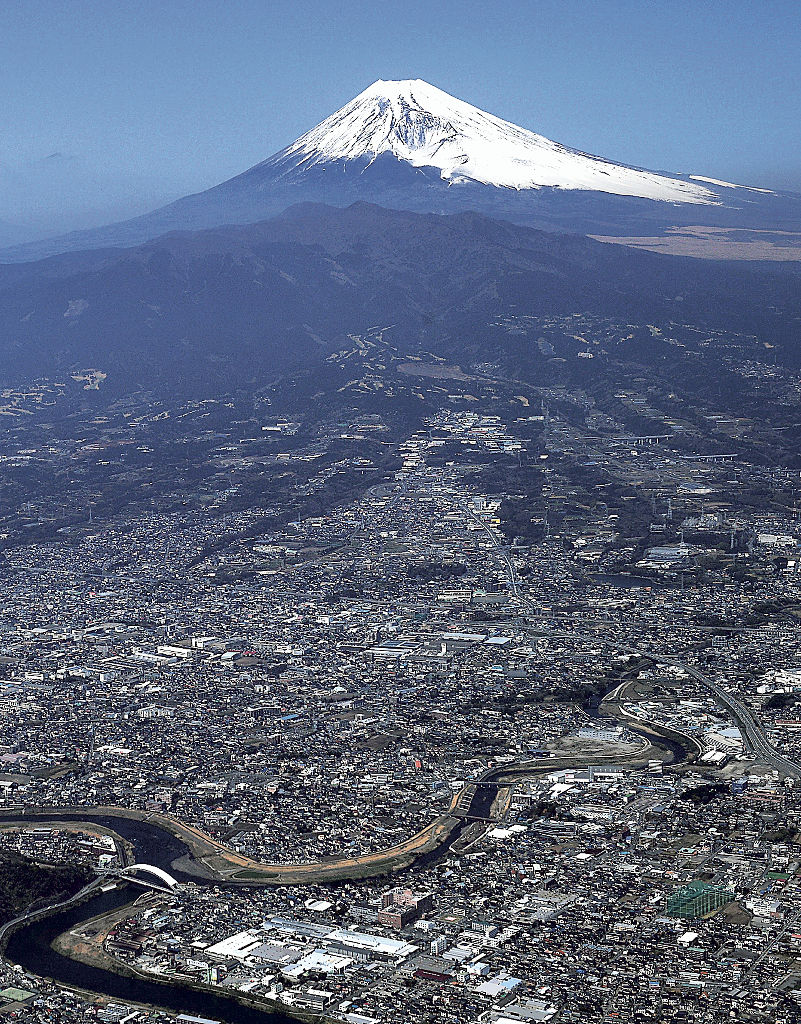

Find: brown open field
592;225;801;261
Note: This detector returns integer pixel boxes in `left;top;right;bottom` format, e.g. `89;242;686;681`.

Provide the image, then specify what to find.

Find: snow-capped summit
2;77;792;264
272;78;717;203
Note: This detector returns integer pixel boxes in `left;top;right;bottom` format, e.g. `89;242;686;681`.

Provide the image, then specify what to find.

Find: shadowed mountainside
0;202;799;390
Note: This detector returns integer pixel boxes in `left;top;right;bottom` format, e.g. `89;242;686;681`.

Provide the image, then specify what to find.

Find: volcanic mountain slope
268;79;718;200
1;202;800;389
3;80;798;262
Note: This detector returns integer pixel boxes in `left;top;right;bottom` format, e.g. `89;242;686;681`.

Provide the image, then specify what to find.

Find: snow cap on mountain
274;78;718;203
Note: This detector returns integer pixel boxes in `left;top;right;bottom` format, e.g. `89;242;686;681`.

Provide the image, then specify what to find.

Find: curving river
0;811;203;881
0;701;696;1022
0;807;471;1023
4;883;298;1023
0;812;316;1021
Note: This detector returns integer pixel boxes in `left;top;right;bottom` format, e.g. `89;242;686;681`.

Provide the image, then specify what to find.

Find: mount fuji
2;79;799;262
271;78;720;202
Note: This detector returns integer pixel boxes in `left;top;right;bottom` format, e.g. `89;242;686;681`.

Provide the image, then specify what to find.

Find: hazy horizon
3;0;801;238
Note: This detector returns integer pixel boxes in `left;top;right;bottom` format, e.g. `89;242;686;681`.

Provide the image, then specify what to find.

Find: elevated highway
449;490;801;781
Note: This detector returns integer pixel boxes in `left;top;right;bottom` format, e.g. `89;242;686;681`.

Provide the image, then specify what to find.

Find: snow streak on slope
689;175;774;194
273;79;719;204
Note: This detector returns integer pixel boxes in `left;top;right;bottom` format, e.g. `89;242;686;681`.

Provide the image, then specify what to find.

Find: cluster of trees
405;561;467;583
522;799;575;822
764;691;799;710
680;782;728;805
499;496;546;543
0;849;90;924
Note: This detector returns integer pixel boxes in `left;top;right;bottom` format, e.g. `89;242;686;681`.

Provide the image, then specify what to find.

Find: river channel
4;882;298;1023
0;811;312;1021
0;811;202;880
0;807;471;1022
0;711;688;1022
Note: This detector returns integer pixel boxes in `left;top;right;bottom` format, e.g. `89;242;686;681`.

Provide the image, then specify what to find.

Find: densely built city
0;320;800;1022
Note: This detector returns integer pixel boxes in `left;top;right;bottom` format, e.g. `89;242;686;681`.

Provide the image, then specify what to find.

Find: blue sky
2;0;800;229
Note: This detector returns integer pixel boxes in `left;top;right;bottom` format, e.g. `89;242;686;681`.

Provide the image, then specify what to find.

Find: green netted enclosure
665;880;734;919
